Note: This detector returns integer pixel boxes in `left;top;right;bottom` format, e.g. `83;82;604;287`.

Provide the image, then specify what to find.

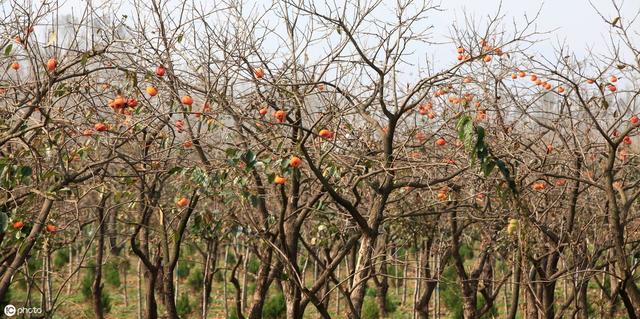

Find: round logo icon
4;304;16;316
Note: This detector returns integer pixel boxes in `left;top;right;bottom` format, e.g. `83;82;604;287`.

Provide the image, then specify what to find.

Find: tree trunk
507;250;521;319
0;198;54;300
137;260;142;319
162;270;179;319
202;238;218;319
241;245;249;311
144;268;158;319
450;211;478;319
223;245;229;318
284;282;302;319
577;279;589;319
375;262;389;318
605;146;640;314
67;245;73;295
525;267;538;319
416;239;448;319
248;246;275;319
348;233;377;318
336;261;341;315
123;264;129;307
413;247;421;319
402;252;408;305
92;194;108;319
42;239;51;313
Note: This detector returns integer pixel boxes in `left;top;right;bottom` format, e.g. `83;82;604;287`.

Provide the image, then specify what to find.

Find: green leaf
496;159;517;194
20;166;32;177
481;159;495;177
475;126;485;144
4;44;13;56
249;195;258;208
463;125;474;152
81;52;89;66
242;150;256;165
225;148;239;159
456;116;470;138
0;211;7;233
168;166;183;175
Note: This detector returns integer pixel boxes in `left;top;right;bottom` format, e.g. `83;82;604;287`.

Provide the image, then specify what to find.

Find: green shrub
101;291;112;314
246;282;256;295
387;264;403;279
214;270;224;283
227;306;238;319
104;262;121;288
176;293;193;316
262;292;286;319
80;268;94;300
177;260;191;279
80;274;112;314
440;266;463;318
459;243;474;260
385;294;398;313
361;297;379;319
247;257;260;274
78;261;111;314
226;252;236;265
187;268;204;290
358;290;397;317
365;286;376;297
53;249;69;268
27;256;42;273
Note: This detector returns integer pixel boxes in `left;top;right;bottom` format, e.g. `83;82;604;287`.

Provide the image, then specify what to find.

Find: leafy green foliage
101;291;112;314
104;262;121;288
387;265;404;287
53;249;70;268
177;260;191;279
361;297;380;319
262;292;286;319
0;159;32;188
440;266;463;318
214;270;224;283
0;212;7;234
228;306;239;319
80;267;94;300
79;261;111;314
187;268;204;290
385;294;399;313
247;257;260;274
365;286;376;297
362;288;398;315
456;115;516;193
27;256;43;273
176;294;193;316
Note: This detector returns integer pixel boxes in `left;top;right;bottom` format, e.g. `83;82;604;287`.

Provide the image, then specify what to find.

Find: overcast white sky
415;0;639;71
438;0;636;48
54;0;639;73
62;0;638;46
